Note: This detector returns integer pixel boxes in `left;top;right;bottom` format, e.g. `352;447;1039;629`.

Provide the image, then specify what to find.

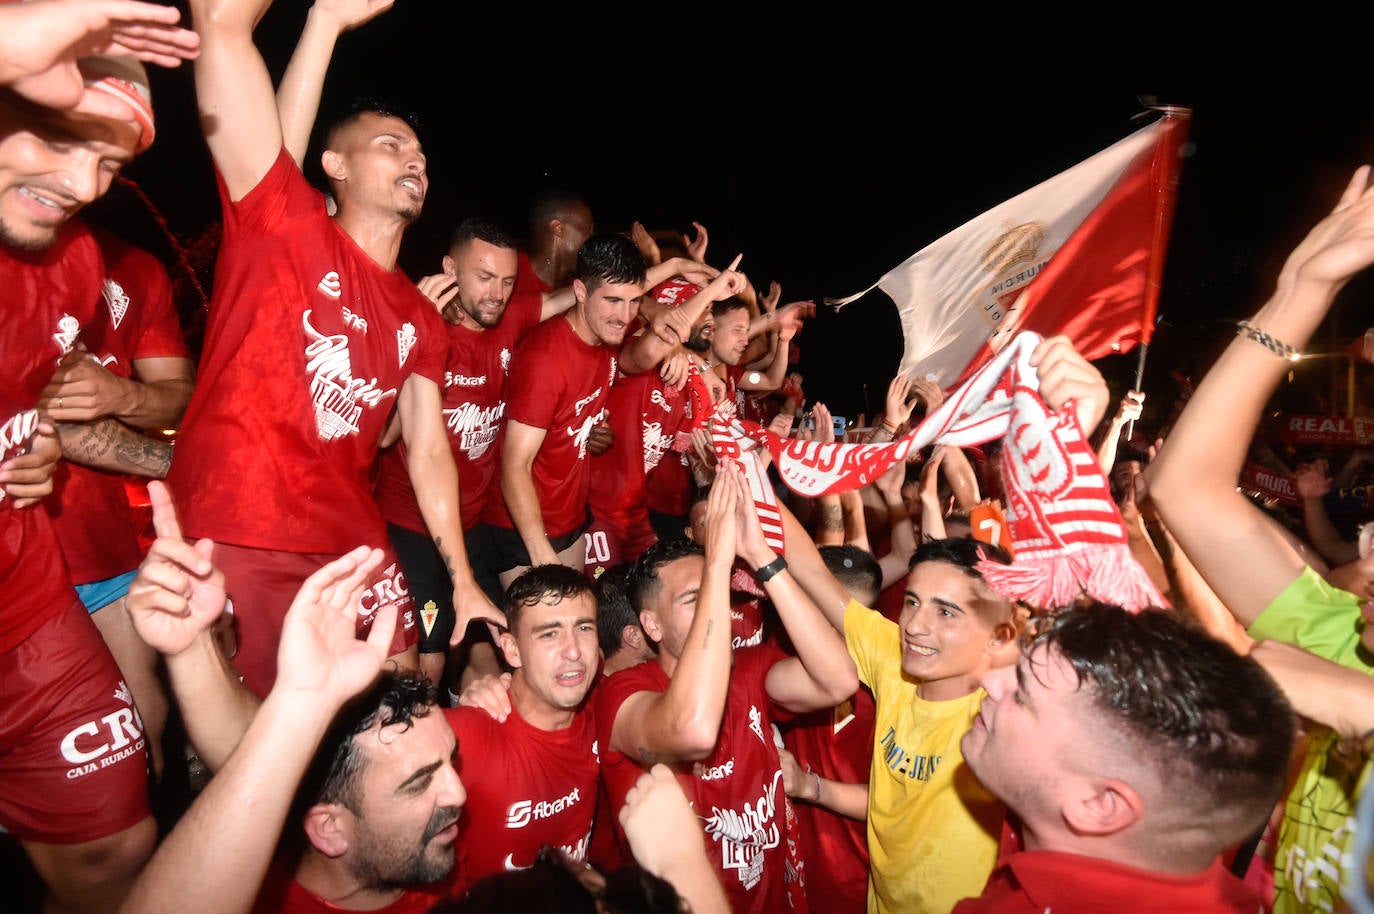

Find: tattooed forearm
59;419;172;478
433;537;455;578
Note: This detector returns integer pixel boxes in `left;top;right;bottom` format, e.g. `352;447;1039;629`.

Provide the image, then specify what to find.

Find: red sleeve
216;147;324;243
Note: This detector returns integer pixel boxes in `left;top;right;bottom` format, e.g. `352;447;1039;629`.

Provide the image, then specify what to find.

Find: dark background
90;6;1374;435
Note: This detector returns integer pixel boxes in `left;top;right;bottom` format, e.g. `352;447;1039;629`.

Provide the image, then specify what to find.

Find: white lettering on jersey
397;322;417;366
572;387;603;417
505;786;582;828
649;389;670;411
302;310;399;442
702;769;783;891
341;305;368;334
317;270;342;299
102;278;129;329
446;372;486;388
445;401;505;459
567;407;607;460
641;420;671;475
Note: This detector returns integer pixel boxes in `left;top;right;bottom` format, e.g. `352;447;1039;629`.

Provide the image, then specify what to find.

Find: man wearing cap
0;9;199;912
165;0;506;698
583;269;740;580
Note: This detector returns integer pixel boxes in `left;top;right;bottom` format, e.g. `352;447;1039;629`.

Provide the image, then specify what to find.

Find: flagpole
1127;342;1148;441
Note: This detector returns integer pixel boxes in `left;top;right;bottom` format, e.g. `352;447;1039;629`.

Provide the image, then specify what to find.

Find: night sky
95;7;1374;430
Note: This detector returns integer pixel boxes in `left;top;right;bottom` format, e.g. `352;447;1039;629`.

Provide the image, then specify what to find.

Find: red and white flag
827;108;1190;389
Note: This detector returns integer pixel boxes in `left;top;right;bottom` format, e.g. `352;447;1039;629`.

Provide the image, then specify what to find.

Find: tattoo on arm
433;537;455;578
60;419;172;478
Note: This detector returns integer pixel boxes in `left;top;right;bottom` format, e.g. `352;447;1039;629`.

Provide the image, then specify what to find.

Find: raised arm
727;462;858;712
609;466;739;763
118;531;395;914
397;374;505;637
1146;165;1374;625
1095;389;1145;473
275;0;394;167
188;0;286;199
619;256;745;376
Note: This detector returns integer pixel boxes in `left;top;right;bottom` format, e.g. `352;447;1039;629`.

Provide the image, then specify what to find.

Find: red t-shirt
374;291;541;533
444;703;600;896
251;859;448;914
0;219;102;652
780;688;877;914
951;851;1266;914
482;316;616;538
48;226;190;584
167;149;445;554
594;647;804;914
588;366;689;536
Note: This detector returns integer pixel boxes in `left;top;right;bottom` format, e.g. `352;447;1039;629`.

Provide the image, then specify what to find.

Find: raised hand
0;420;60;508
630;221;662;266
1;0;200;118
759;280;782;314
1294;458;1334;499
312;0;396;31
659;351;690;390
125;480;225;656
681;221;709;263
727;458;774;569
1278;164;1374;293
274;543;394;705
703;459;741;572
1029;334;1110;434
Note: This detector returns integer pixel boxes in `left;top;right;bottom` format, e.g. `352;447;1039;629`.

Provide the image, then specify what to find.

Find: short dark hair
1036;605;1295;847
300;669;437;817
625;537;704;613
450;216;517;253
819;544;882;603
528;188;590;238
710;297;750;321
575;233;646;292
503;564;596;634
322;96;423;152
909;536;1010;578
595;564;639;657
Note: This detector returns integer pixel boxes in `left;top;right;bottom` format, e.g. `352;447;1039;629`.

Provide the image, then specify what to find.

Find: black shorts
475;511;593;575
388;523;505;655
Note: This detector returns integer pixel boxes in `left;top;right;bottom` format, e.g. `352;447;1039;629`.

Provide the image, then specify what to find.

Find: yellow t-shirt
845;600;1004;914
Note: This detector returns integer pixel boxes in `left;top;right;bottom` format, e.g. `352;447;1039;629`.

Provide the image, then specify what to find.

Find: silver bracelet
1236;320;1301;362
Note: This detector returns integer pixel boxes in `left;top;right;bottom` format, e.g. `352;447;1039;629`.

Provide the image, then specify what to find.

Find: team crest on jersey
317;270;342;299
53;313;80;356
397;322;417;366
102;279;130;329
500;347;512;374
113;679;133;706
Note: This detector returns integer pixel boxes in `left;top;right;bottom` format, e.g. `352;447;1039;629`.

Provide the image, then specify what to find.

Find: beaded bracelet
1236;320;1301;362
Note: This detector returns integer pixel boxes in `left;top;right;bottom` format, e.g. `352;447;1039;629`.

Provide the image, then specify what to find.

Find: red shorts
214;542;418;699
0;598;151;843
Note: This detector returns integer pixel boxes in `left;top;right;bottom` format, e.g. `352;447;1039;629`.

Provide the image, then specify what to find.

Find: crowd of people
4;2;1374;914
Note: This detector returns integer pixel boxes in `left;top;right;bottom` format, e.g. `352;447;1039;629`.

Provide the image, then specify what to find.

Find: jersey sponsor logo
445;372;486;388
703;769;783;891
61;680;146;779
397;322;417;367
649;389;670;411
358;562;410;618
341;306;368;334
317;270;342;299
505;786;582;828
732;628;764;650
303;310;399;442
697;759;734;781
54;313;80;355
102;278;129;329
572;388;603;418
444;401;504;460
